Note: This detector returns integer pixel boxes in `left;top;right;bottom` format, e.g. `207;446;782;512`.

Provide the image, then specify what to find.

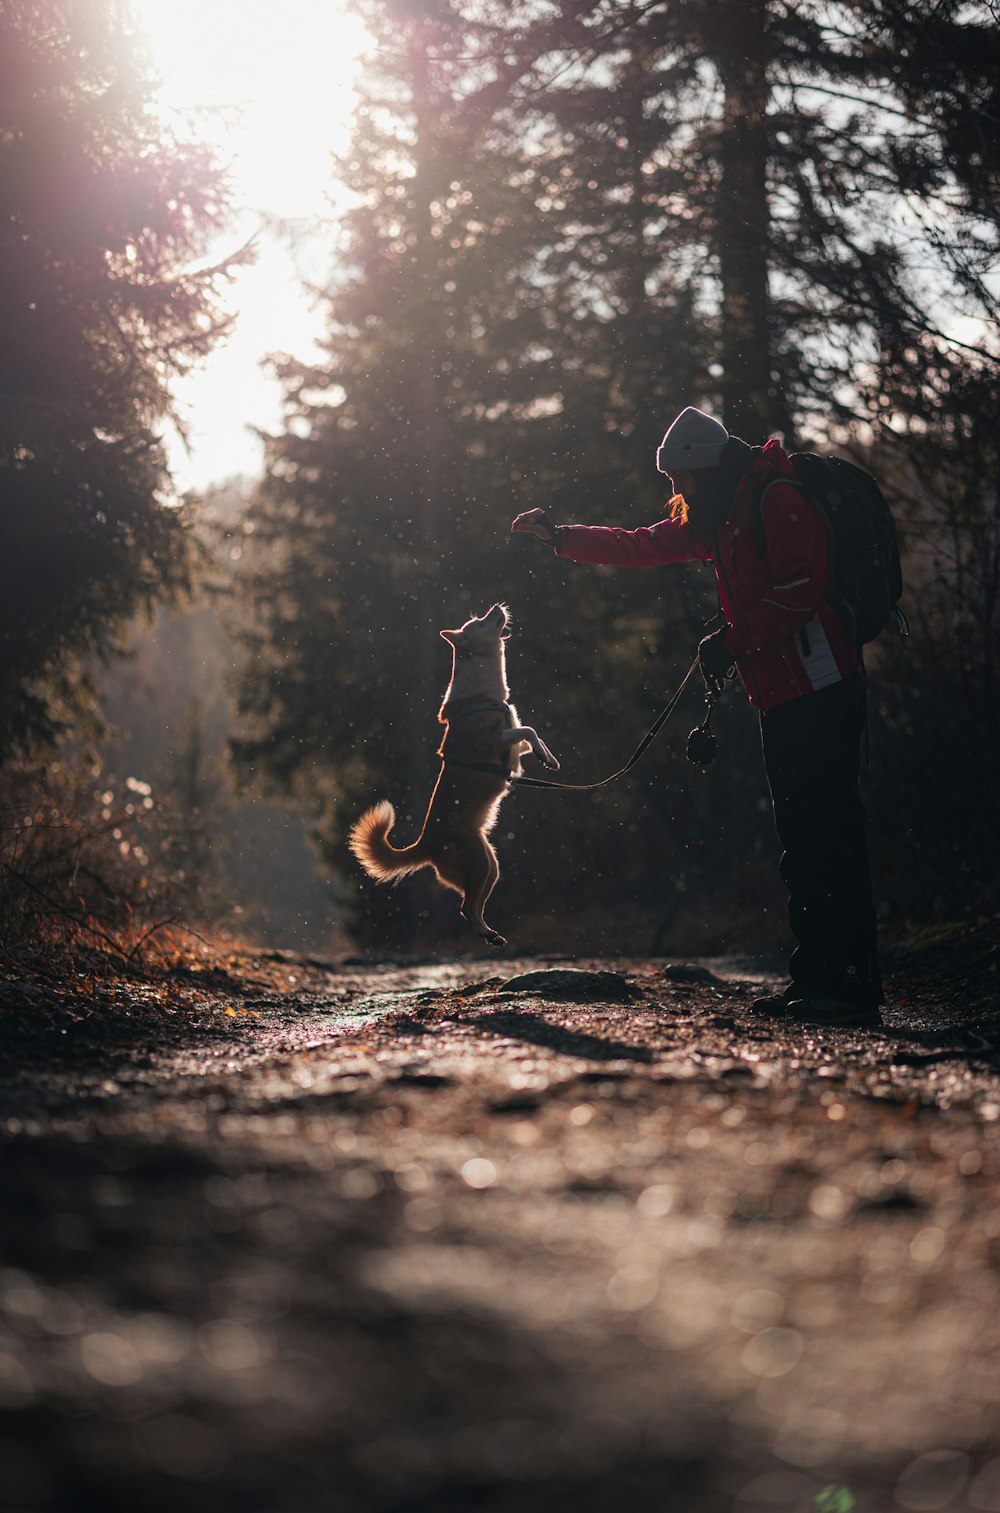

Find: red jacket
554;440;861;711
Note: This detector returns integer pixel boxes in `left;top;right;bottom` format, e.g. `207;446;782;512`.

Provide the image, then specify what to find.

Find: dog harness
440;697;515;779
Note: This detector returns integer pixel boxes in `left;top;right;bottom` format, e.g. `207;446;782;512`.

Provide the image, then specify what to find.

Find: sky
133;0;370;494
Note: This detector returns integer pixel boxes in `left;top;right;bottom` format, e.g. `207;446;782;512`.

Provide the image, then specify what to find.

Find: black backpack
754;453;906;645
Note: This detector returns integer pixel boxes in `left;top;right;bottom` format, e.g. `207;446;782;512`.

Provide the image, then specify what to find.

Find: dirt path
1;935;999;1512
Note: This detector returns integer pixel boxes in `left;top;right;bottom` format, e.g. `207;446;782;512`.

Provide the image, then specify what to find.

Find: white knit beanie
656;407;730;474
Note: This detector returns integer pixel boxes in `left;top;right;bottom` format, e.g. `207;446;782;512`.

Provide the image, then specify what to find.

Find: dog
348;603;558;945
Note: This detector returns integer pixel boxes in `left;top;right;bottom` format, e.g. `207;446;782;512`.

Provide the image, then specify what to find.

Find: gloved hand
511;508;561;544
698;625;736;693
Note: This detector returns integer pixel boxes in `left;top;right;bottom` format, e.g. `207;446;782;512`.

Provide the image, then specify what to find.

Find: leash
510;655;702;793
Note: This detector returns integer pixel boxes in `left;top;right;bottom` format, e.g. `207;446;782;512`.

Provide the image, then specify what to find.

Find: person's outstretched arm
511;507;708;568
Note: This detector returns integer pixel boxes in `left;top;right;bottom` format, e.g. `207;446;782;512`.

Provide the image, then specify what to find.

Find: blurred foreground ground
1;924;999;1513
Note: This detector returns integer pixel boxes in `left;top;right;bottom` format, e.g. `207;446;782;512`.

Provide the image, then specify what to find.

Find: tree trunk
616;25;658;425
402;31;455;943
713;0;783;442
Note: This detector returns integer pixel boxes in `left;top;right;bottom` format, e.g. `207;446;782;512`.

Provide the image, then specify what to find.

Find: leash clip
686;689;720;768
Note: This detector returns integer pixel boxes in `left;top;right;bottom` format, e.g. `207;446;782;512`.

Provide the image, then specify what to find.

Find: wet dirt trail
1;940;1000;1513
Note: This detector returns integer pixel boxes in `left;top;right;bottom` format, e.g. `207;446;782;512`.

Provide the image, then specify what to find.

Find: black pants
760;678;882;1006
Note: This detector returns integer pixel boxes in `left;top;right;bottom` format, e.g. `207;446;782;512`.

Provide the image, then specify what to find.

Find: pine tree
237;0;734;946
239;0;543;935
0;0;237;757
483;0;1000;440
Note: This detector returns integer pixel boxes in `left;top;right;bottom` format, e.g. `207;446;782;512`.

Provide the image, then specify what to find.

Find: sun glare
136;0;367;216
132;0;370;491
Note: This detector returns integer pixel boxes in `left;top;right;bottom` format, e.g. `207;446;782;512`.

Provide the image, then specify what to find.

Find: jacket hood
742;438;795;491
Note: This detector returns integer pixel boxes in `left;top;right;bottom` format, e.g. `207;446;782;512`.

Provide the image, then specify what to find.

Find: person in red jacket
512;405;884;1029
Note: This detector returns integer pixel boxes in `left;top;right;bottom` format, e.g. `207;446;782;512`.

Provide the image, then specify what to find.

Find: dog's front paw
541;750;560;771
482;927;507;948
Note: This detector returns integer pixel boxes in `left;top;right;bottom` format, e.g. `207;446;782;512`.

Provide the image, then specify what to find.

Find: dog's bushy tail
348;801;428;884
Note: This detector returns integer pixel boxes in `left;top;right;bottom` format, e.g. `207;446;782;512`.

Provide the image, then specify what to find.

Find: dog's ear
439;629;461;645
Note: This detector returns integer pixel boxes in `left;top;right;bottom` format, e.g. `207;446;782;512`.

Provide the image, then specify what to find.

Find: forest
2;0;999;963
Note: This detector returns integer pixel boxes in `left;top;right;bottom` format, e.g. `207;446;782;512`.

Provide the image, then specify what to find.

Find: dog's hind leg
460;838;505;947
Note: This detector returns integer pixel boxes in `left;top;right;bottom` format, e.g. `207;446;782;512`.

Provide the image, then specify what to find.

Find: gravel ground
1;926;999;1513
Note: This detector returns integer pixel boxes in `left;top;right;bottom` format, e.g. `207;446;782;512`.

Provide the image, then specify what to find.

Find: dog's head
440;603;510;656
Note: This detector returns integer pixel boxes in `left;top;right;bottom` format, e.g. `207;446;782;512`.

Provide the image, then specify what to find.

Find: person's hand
511;508;559;543
698;625;736;693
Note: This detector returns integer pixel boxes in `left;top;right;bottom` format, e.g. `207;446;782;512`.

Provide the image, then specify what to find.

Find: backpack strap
750;475;806;559
752;472;837;578
751;470;845;646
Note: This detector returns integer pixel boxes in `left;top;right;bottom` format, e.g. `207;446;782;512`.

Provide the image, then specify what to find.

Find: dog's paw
542;752;560;771
482;927;507;947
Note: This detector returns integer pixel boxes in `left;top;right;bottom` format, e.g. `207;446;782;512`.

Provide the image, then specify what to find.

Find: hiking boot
785;993;881;1029
748;983;812;1017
